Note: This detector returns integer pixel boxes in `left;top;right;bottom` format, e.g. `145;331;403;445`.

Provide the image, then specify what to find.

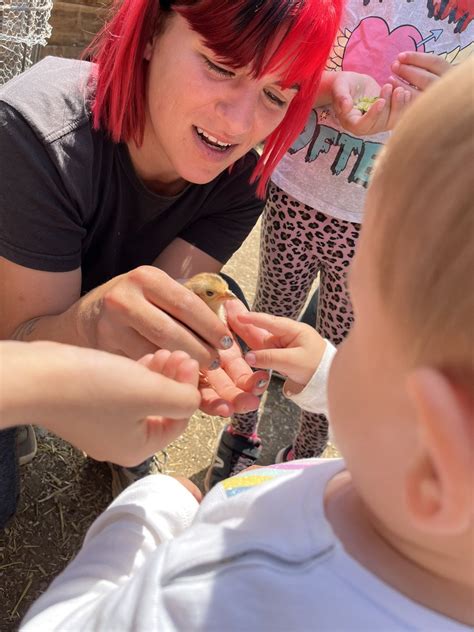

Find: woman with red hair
0;0;345;496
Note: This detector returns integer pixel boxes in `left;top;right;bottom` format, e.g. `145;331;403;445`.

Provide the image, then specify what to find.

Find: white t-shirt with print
272;0;474;223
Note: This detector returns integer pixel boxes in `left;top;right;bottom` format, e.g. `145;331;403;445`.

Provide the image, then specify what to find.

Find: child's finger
245;347;302;374
174;357;200;388
340;97;387;135
237;311;302;339
397;51;451;77
225;300;270;348
161;350;194;381
388;76;419;102
142;349;188;380
391;60;436;92
386;86;412;127
138;348;171;372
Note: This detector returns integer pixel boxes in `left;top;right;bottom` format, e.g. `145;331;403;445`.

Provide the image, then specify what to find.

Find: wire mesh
0;0;53;85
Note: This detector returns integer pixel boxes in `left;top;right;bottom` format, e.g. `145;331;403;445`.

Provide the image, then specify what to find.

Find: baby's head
329;60;473;551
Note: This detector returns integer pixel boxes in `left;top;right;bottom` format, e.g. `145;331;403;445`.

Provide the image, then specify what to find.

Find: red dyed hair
88;0;342;196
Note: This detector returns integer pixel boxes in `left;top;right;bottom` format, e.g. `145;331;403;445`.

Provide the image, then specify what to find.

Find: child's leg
231;182;321;436
292;215;361;459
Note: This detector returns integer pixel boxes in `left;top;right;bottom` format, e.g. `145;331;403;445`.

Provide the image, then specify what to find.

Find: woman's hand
227;306;327;391
72;266;234;369
389;51;451;96
198;327;270;417
74;272;269;417
331;71;412;135
1;342;201;466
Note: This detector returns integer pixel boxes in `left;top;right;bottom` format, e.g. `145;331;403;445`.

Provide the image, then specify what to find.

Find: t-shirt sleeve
20;475;200;631
179;151;265;264
0;103;86;272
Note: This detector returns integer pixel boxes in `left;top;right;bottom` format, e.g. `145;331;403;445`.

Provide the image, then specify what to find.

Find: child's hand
331;71;412;135
1;342;202;466
235;312;327;392
390;52;451;96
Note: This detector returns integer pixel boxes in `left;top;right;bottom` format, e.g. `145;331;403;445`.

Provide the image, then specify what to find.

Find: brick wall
40;0;109;60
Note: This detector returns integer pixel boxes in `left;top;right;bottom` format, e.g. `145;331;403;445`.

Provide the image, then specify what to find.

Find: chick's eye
206;290;215;297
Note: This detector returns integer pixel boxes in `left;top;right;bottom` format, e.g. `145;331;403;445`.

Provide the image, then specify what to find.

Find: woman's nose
215;84;258;138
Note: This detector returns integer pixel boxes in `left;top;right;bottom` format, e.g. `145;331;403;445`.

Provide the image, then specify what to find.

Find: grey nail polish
257;379;268;389
220;335;233;350
209;358;221;370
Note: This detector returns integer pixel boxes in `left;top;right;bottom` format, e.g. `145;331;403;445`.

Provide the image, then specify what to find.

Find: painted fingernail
220;335;233;350
245;352;256;366
209;358;221;370
257;378;268;389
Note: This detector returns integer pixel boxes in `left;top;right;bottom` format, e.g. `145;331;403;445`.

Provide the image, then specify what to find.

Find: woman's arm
0;258;82;342
0;255;231;368
154;237;222;278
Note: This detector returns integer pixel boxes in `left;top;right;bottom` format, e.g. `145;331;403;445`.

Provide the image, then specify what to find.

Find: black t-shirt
0;57;264;294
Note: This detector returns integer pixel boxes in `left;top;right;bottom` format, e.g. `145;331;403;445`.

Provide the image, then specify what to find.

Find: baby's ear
404;368;473;535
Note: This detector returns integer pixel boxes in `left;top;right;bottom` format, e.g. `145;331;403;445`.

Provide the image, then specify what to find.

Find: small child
21;61;473;631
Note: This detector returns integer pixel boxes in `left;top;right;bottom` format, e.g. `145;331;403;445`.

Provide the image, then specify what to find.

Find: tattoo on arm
11;317;42;341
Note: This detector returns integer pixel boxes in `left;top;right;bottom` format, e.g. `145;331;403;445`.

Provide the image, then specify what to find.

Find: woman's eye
206;290;215;297
264;90;286;108
204;57;234;78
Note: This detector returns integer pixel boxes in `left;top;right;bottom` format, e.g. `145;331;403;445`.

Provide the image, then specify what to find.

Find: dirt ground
0;221;336;629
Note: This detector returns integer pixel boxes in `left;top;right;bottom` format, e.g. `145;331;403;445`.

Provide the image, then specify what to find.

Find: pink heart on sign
342;17;423;86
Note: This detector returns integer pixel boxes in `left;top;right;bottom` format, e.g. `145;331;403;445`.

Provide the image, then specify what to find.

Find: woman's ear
144;38;156;61
405;367;473;535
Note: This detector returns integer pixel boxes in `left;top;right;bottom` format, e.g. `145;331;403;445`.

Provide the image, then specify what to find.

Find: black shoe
108;451;168;498
204;426;262;492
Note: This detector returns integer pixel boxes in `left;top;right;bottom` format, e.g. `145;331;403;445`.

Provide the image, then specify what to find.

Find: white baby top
21;459;471;631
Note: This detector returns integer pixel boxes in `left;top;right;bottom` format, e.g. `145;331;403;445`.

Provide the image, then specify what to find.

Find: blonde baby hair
367;59;474;390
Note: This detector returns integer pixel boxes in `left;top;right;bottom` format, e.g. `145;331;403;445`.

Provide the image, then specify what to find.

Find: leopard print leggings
231;182;361;458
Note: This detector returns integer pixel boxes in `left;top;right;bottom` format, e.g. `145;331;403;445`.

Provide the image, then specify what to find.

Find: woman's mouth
194;126;234;153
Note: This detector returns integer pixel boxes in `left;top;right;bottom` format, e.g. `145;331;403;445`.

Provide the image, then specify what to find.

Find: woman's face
141;13;298;186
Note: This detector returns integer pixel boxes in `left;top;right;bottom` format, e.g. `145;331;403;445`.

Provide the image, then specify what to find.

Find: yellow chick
184;273;236;324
